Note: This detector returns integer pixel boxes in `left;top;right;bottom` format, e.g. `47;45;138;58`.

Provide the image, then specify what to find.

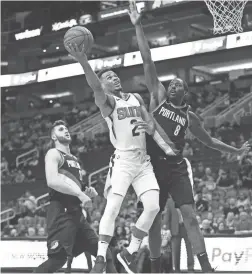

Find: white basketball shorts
104;149;159;199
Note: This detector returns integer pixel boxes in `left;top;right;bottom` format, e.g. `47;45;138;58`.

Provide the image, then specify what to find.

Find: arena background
1;0;252;273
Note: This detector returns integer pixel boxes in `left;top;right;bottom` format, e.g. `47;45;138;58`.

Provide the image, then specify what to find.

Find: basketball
64;26;94;54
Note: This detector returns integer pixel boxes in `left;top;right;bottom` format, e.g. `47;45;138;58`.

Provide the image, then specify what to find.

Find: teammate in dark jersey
129;1;251;272
34;120;117;273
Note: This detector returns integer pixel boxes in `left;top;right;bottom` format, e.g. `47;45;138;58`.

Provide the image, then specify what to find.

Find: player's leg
171;233;181;272
34;250;67;273
131;189;160;251
91;189;123;272
148;213;162;272
88;242;117;273
92;160;133;272
34;203;78;273
73;217;117;273
148;176;168;273
170;158;213;272
133;159;160;243
181;224;194;271
117;190;160;274
117;161;160;274
180;204;214;271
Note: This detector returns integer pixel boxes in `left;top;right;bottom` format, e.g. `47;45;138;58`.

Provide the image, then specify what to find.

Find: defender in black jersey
129;1;250;272
146;101;194;210
34;120;117;273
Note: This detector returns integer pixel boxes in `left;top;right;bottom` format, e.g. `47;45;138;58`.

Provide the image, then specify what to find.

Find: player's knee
180;204;195;216
180;204;197;226
141;190;160;214
103;196;122;219
143;200;160;216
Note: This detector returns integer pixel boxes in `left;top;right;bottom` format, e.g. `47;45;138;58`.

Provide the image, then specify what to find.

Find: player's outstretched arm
128;0;166;110
66;43;115;116
45;149;91;204
188;111;251;155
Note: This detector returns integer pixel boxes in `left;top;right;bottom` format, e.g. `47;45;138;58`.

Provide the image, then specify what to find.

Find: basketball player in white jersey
67;43;160;274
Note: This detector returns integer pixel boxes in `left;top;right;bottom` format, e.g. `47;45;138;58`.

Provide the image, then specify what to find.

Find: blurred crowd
189;80;250;116
1;190;47;238
1;103;101;185
2;103;98;152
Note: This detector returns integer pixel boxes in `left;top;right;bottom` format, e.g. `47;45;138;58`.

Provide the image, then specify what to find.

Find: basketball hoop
204;0;248;34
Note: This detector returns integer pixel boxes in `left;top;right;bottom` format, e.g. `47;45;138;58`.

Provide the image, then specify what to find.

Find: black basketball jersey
147;100;189;162
48;149;85;208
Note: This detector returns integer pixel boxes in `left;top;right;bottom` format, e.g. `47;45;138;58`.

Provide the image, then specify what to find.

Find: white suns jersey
104;94;146;151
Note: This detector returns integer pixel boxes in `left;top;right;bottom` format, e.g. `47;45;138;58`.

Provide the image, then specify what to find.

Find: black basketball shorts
46;201;98;257
153;158;195;210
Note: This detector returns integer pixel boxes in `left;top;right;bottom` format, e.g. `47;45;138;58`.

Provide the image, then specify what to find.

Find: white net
204;0;248;34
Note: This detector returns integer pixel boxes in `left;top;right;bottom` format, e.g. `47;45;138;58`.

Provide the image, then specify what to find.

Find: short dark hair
97;68;114;79
50;120;68;138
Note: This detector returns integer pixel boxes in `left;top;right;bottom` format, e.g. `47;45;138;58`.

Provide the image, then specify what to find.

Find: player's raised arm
45;148;91;204
66;43;115;116
188;111;251;155
129;0;166;109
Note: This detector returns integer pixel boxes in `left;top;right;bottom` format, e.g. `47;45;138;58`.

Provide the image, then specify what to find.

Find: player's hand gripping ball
64;26;94;54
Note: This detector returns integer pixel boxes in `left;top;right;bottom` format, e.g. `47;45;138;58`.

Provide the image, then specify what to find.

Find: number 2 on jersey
174;125;181;136
131;119;140;137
